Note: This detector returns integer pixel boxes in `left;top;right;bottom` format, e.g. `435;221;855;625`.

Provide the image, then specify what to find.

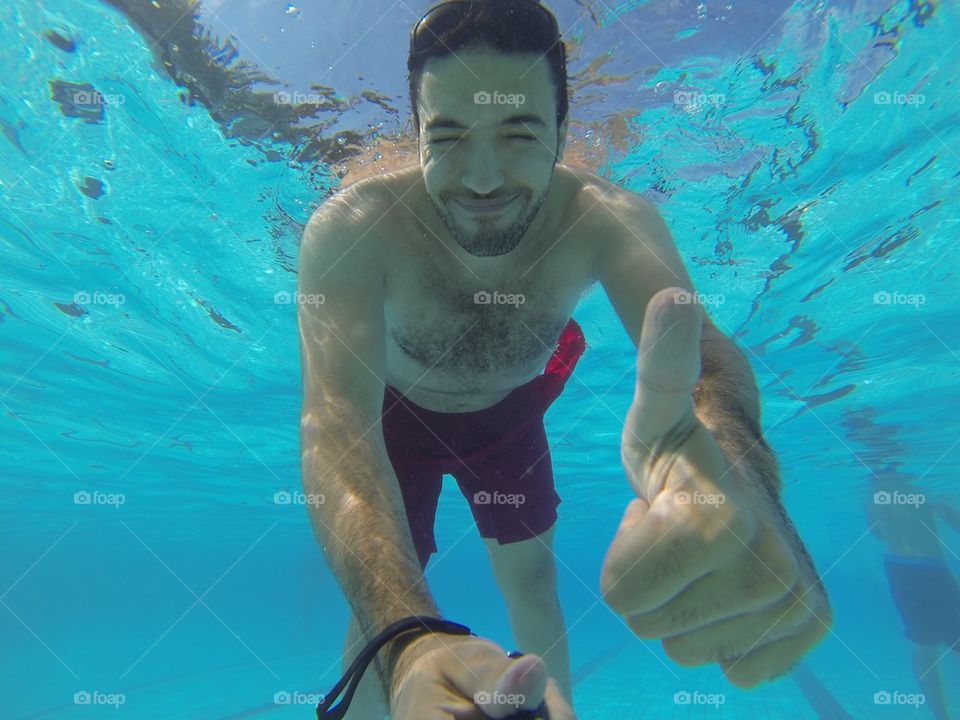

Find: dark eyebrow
501;114;546;128
423;117;466;132
424;114;546;132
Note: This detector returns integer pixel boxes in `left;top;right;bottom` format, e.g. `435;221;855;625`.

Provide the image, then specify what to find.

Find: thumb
623;288;703;456
477;655;548;718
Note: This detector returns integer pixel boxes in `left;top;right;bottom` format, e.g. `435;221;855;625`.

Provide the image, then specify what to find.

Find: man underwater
299;2;832;717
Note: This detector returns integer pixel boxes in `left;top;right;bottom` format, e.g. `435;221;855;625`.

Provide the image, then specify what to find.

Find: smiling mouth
455;194;519;214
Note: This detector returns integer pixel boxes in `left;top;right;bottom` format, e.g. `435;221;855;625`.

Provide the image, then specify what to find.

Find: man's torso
339;164;617;412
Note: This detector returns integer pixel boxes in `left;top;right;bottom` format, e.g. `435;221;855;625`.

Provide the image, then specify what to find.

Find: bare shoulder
557;165;665;273
561;164;659;227
304;168;419;247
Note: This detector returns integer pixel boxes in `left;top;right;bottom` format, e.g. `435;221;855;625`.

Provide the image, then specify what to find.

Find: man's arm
594;193;779;498
595;191;822;591
596;192;831;686
297;190;437;696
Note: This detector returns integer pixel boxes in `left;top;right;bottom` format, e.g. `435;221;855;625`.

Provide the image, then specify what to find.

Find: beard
430;187;549;258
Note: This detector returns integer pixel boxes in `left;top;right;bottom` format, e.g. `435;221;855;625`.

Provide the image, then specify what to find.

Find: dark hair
407;1;569;137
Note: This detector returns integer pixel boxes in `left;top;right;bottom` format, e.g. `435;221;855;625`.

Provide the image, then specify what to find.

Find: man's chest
383;247;594;382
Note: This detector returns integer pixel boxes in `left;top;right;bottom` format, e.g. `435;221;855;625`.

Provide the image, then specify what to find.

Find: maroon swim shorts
381;318;587;570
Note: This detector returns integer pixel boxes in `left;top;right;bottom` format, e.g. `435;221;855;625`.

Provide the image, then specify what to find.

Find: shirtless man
298;2;831;718
865;483;960;720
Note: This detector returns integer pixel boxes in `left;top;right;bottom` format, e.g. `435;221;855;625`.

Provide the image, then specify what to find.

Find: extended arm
595;190;831;687
594;193;779;499
692;322;783;506
298;193;438;697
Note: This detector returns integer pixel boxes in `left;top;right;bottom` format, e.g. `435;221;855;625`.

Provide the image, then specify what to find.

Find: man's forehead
420;50;553;95
419;51;555;124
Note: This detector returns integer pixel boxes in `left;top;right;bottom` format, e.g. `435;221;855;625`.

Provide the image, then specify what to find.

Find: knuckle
599;565;627;610
776;589;813;628
797;607;832;646
662;635;710;667
627;610;673;640
662;641;696;667
625;612;665;639
721;657;766;689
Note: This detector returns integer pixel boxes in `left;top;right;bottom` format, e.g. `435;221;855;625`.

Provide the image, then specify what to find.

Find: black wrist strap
316;615;473;719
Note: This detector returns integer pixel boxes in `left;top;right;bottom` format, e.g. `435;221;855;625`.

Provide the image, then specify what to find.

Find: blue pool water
2;0;958;718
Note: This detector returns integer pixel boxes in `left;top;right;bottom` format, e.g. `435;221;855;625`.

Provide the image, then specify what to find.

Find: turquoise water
2;0;958;718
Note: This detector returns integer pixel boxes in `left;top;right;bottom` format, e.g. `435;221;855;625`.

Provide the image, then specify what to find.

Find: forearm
692;333;824;587
301;406;438;696
693;330;780;497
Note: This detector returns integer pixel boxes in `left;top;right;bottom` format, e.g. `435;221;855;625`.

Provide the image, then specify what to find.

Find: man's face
416;47;567;258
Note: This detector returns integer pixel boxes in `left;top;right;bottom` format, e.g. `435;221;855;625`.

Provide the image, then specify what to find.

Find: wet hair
407;1;569;137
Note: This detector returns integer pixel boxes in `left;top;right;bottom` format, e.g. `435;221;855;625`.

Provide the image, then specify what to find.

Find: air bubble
285;4;301;18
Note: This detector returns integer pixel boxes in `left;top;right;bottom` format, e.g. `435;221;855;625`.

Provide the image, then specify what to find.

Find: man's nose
461;145;505;195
